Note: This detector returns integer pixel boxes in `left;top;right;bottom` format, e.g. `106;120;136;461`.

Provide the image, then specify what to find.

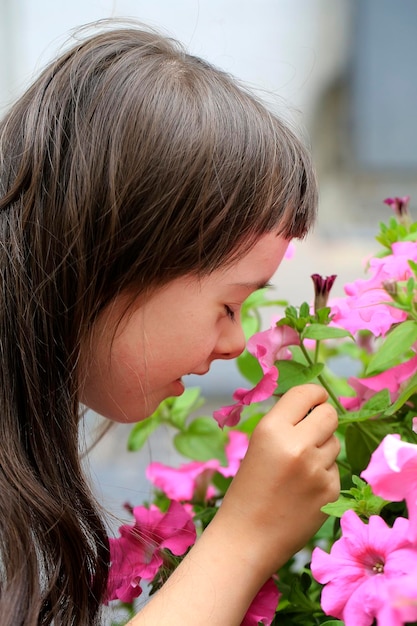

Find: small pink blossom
213;324;299;427
361;434;417;538
105;501;196;603
246;322;300;368
146;431;249;500
330;241;417;337
311;509;417;626
340;354;417;410
241;577;280;626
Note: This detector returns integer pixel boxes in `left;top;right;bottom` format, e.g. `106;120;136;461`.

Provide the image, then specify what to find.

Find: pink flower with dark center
105;501;196;603
241;577;280;626
146;431;249;501
213;324;299;428
362;434;417;539
311;509;417;626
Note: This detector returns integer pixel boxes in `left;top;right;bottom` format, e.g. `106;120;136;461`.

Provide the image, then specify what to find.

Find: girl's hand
129;384;340;625
213;383;340;579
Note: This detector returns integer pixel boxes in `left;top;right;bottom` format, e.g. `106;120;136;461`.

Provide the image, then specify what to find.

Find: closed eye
224;305;236;321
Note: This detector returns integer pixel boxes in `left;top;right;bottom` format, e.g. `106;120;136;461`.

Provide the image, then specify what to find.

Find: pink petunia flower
311;509;417;626
213;324;299;428
340;354;417;410
241;577;280;626
361;434;417;539
146;430;249;501
105;501;196;603
330;241;417;337
386;574;417;624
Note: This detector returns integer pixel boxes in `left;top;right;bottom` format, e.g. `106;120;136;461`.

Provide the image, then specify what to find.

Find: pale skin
82;232;340;625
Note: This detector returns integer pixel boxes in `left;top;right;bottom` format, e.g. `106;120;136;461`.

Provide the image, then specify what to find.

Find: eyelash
224;305;236;321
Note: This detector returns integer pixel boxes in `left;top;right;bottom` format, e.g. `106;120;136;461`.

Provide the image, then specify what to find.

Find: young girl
0;22;340;625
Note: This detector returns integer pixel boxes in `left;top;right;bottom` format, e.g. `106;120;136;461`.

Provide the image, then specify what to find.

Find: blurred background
1;0;416;525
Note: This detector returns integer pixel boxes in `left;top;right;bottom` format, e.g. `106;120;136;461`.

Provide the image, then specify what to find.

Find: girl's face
81;232;289;423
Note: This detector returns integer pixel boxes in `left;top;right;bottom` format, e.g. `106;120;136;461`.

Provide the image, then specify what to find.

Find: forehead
219;232;290;283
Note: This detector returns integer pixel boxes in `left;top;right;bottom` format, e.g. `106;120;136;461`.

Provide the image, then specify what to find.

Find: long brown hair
0;22;317;624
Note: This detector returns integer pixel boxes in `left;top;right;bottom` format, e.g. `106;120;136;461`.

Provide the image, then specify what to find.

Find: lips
171;378;185;396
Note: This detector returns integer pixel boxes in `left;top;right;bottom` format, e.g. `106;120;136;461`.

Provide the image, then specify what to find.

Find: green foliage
173;416;228;463
127;387;204;451
273;360;324;395
366;320;417;374
375;215;417;250
322;475;389;519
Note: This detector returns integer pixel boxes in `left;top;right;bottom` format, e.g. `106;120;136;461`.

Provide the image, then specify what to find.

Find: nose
213;323;246;360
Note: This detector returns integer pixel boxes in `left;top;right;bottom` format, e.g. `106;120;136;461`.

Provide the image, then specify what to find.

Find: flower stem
299;342;347;414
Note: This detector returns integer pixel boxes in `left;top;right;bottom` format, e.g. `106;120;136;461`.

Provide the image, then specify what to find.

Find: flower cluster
312;434;417;626
107;196;417;626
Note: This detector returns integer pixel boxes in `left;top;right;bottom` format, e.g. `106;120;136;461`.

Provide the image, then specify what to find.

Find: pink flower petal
362;434;417;537
241;577;280;626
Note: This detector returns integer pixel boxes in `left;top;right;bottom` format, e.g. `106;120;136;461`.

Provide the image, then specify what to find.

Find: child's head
82;231;290;423
1;24;316;322
0;22;317;623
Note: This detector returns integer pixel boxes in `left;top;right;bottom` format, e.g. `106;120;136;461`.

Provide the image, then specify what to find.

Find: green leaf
315;306;332;324
321;496;356;517
366;320;417;374
385;374;417;415
131;389;203;436
345;418;400;474
323;475;390;518
338;389;391;424
236;410;265;435
236;350;263;385
275;360;324;394
168;387;204;429
174;416;227;463
241;314;259;340
302;324;352;341
128;415;161;451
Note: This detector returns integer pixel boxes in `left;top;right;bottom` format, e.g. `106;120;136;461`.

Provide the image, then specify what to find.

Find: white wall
1;0;352;126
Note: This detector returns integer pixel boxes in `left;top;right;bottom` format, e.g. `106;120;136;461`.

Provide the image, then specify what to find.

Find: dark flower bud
384;196;411;224
311;274;337;312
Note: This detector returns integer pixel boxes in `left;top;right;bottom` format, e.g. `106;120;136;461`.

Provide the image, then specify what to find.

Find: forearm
127;511;267;626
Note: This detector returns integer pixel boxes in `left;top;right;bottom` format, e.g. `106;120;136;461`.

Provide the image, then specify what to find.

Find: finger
301;402;339;446
318;433;341;469
271;384;329;426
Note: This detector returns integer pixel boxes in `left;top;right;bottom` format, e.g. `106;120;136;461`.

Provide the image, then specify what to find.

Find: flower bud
311;273;337;312
384;195;411;225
